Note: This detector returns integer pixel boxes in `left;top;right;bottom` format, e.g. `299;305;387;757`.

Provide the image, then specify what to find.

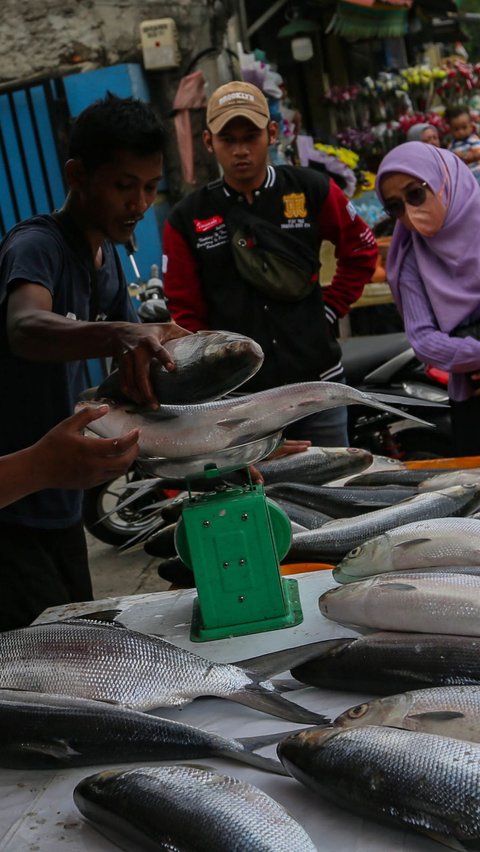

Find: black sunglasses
383;181;429;219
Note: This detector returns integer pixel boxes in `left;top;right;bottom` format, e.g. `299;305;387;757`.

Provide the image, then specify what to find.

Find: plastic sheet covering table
0;572;443;851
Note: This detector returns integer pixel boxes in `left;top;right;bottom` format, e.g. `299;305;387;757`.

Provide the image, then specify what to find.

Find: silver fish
0;619;329;724
347;467;466;488
0;688;289;774
277;725;480;848
418;469;480;491
334;684;480;742
74;765;317;852
272;497;332;530
77;380;432;460
335;516;480;583
267;482;418;518
290;632;480;694
91;330;264;404
257;446;373;486
287;485;480;563
319;570;480;636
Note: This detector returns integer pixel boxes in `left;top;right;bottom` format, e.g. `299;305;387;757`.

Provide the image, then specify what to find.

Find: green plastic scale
174;463;304;642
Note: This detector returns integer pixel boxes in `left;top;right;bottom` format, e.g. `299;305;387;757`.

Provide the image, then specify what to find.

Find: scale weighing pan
137;431;283;480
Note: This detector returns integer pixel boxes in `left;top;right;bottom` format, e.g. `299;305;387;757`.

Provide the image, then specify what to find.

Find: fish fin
135;407;179;421
377;582;418;591
408;710;465;722
15;739;81;760
392;537;432;548
237;638;355;679
361;393;434;427
231;686;330;725
269;677;306;692
370;392;448;409
62;609;127;627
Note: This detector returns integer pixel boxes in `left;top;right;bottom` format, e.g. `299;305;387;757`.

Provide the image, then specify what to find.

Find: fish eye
347;546;362;558
348;703;369;719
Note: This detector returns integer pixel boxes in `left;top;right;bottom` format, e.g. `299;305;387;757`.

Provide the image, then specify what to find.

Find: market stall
0;571;444;851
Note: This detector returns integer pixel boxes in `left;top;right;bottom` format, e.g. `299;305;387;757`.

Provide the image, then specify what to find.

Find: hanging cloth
172;70;207;185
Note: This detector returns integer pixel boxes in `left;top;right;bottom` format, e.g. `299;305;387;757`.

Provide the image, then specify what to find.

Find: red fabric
319;181;378;317
163;179;377;325
163;220;208;331
172;71;207;185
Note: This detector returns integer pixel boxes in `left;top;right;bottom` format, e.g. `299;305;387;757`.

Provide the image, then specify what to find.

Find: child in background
445;104;480;184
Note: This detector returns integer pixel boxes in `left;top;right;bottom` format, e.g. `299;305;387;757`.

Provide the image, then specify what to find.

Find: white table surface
0;571;442;852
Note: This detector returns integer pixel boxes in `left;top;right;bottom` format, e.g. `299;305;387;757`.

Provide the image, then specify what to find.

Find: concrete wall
0;0;216;85
0;0;238;201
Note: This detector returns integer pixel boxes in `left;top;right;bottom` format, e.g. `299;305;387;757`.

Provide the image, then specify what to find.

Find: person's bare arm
7;282;191;407
0;405;139;508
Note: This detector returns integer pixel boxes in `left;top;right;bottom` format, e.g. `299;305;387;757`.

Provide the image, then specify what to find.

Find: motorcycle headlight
401;381;449;404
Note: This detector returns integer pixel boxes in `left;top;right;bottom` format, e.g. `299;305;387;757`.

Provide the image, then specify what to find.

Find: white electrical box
140;18;181;70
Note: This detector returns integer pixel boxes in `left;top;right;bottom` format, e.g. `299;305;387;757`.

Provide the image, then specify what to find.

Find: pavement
86;530;170;601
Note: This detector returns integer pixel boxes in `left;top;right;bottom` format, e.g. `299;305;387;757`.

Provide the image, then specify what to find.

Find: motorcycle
341;332;453;460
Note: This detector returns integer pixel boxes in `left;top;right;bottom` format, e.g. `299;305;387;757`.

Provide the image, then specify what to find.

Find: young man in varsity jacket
163;81;378;446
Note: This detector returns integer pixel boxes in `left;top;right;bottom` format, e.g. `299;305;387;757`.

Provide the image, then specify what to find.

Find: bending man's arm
7;283;191;408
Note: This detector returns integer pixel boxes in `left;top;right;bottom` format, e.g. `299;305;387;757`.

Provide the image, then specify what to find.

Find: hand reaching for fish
32;405;140;492
0;405;140;508
114;320;192;408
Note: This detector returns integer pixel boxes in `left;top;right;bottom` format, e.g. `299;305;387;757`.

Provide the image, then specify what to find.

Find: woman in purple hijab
376;141;480;454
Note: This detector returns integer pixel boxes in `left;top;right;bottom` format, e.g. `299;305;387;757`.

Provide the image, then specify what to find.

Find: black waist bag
227;205;320;302
451;320;480;340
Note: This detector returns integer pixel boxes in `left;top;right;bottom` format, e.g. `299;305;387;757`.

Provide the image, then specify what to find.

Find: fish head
277;726;342;777
333;693;412;730
200;330;264;377
165;330;265;398
334;535;394;583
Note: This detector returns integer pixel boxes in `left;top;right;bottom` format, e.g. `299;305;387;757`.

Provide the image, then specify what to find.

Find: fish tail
237;638;354;679
231;687;329;725
236;726;331;775
363;395;433;427
223;737;289;775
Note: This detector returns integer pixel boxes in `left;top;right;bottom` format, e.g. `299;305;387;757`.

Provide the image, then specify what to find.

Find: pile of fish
0;613;334;848
186;446;480;848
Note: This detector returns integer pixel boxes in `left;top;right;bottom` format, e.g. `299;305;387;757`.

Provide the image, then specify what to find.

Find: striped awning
327;1;411;38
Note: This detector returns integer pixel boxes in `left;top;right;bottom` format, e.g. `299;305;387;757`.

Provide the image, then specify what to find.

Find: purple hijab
376;142;480;332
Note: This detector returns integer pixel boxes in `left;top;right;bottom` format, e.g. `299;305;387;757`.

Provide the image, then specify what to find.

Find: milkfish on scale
277;725;480;850
0;688;294;774
0;616;330;724
290;632;480;695
76;381;433;460
334;516;480;583
332;684;480;743
74;765;317;852
319;570;480;636
82;330;265;405
284;484;480;564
